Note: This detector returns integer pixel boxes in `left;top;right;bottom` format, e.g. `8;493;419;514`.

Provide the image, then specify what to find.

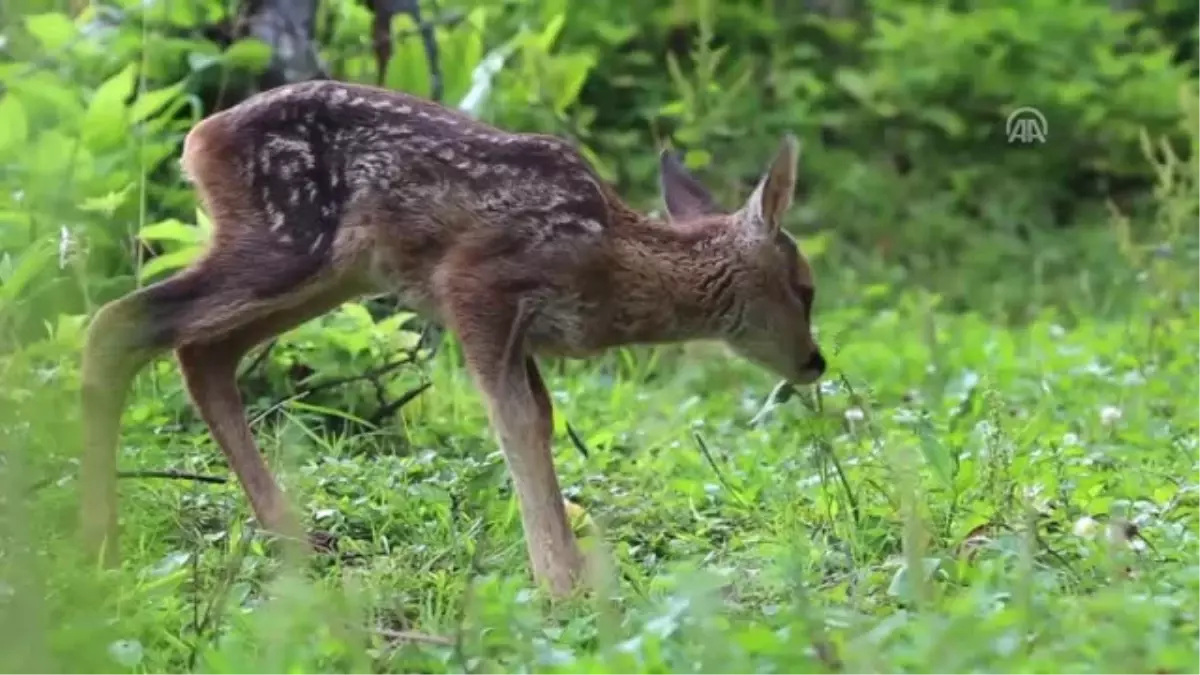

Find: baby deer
80;80;825;597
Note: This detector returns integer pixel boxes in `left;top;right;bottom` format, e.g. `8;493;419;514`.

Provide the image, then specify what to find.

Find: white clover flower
1073;516;1100;538
1100;406;1123;425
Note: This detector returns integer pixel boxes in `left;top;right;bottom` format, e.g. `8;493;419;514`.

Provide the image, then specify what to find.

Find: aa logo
1006;106;1047;144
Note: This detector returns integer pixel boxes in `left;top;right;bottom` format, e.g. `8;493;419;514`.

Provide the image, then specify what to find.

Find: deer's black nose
804;351;826;377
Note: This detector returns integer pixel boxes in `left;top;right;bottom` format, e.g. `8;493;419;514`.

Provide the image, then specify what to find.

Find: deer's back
185;81;613;262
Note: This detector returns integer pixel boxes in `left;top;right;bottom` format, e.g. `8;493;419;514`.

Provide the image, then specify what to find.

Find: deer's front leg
450;299;584;597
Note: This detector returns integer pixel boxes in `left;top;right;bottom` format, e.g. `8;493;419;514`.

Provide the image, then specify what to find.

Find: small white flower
1049;324;1066;338
1062;432;1081;446
1100;406;1123;425
844;407;865;422
1073;516;1100;538
108;639;144;668
1121;371;1145;386
58;226;75;269
1024;484;1051;513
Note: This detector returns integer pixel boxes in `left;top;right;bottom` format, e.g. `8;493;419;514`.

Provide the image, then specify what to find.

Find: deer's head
659;135;826;385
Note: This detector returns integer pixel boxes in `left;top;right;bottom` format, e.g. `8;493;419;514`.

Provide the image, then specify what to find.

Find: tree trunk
235;0;326;90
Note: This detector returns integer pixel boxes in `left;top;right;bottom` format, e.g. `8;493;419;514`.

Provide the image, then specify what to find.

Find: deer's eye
792;283;815;321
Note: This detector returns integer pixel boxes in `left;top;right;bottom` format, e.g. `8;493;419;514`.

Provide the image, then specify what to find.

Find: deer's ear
659;149;721;222
741;134;799;237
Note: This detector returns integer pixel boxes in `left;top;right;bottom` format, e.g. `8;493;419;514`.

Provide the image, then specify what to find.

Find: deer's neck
601;216;733;347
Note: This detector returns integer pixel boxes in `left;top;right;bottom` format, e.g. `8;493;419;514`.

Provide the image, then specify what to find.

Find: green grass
1;210;1197;672
1;2;1196;670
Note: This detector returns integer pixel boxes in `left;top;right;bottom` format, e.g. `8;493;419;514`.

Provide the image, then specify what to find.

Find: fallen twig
368;380;433;426
28;468;229;493
118;469;228;484
376;626;454;647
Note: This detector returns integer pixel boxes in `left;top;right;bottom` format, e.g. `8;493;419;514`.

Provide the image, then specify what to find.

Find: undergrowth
0;4;1197;672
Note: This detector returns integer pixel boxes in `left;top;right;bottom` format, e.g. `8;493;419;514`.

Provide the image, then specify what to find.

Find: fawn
79;80;826;597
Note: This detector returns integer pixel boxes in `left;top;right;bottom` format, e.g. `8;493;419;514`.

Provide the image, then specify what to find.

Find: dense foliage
0;0;1197;672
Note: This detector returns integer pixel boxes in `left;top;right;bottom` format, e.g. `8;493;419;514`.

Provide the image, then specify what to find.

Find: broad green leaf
143;0;202;28
195;208;214;235
0;95;29;154
26;129;75;178
138;248;200;282
386;15;431;98
538;0;568;27
138;219;208;245
7;73;85;124
0;212;34;249
224;39;274;73
552;53;595;113
684;149;712;169
439;7;488;104
658;100;688;117
142;92;201;135
833;69;873;103
537;14;566;52
918;108;966;137
79;183;136;215
338;302;374;327
0;239;55;303
796;232;830;259
49;313;88;348
24;12;76;51
916;422;954;488
187;51;222;73
377;311;418;334
83;64;138;150
130;81;186;123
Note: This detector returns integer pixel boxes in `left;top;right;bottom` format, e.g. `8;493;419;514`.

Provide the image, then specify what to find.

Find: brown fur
79;80;825;597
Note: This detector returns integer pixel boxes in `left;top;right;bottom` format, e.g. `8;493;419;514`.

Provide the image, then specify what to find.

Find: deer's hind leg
80;233;366;565
81;264;211;565
172;281;362;551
